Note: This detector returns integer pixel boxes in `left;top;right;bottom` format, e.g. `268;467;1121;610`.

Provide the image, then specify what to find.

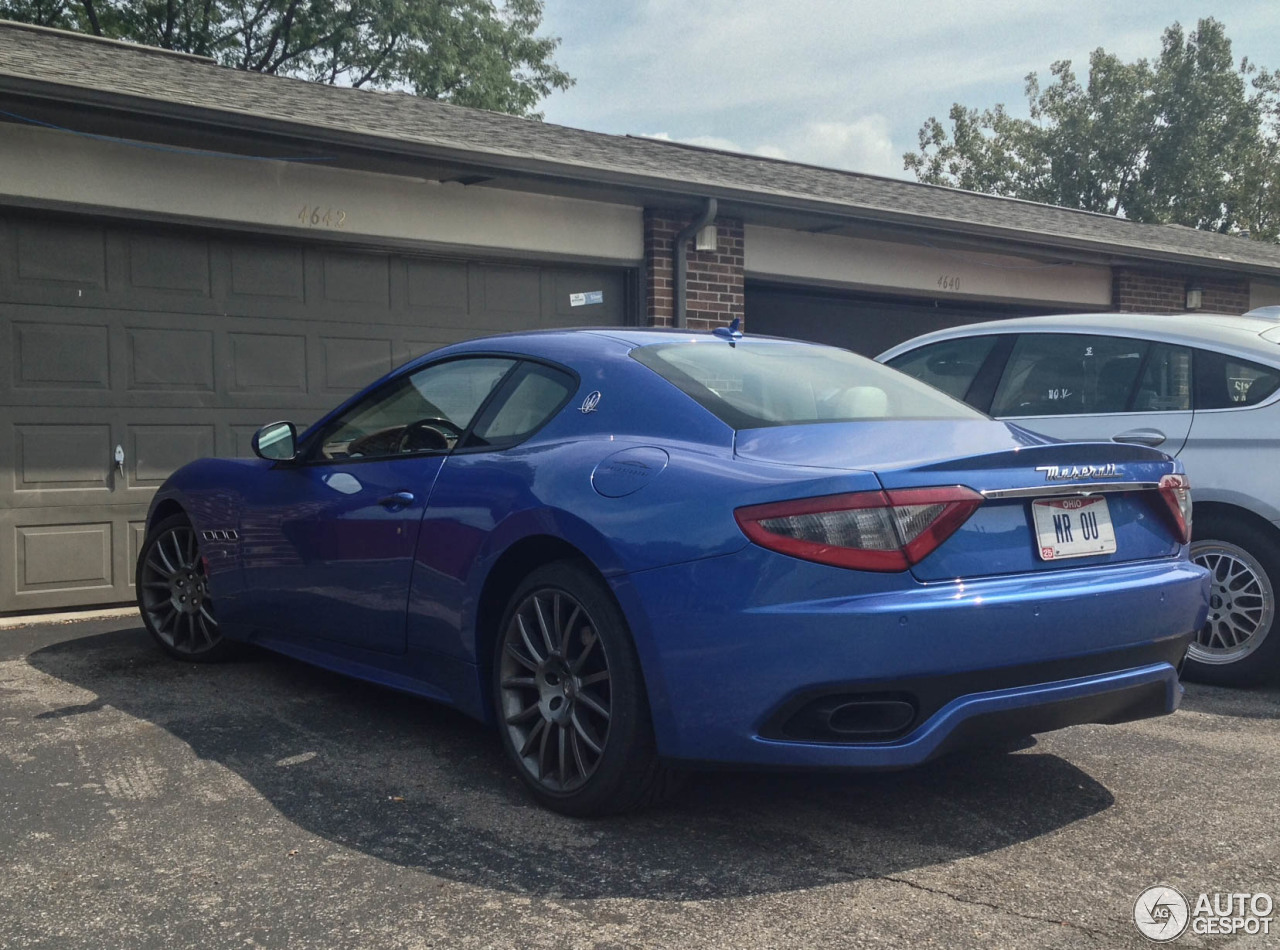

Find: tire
136;513;233;663
492;561;681;816
1185;516;1280;686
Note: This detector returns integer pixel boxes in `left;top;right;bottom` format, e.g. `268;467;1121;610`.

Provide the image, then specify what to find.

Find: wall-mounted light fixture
695;223;717;251
1186;285;1203;311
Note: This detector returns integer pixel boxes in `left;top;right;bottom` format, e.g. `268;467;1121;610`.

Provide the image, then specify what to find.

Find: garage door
746;283;1056;357
0;213;631;614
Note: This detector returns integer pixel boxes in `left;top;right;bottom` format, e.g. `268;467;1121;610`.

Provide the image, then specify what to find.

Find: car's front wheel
493;561;679;816
137;513;231;662
1186;516;1280;686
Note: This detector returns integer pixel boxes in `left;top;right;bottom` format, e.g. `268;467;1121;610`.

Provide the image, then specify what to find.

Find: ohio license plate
1032;496;1117;560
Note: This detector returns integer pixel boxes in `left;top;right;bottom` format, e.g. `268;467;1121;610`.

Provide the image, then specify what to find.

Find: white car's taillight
734;487;983;572
1158;473;1193;544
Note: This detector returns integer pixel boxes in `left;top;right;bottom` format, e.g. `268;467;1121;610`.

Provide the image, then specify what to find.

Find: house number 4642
298;205;348;229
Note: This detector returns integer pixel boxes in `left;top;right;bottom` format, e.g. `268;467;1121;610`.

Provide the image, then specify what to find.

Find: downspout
673;198;718;329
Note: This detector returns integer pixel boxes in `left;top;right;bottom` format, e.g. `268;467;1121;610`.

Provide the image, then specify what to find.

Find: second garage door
746;283;1057;356
0;212;632;613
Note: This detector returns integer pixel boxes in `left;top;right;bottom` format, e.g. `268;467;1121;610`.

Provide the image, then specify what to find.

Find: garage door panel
14;521;113;593
127;233;211;295
472;265;540;324
0;504;148;611
228;331;308;394
12;320;111;390
16;219;107;287
230;244;305;300
127;327;216;391
322;251;391;306
320;336;393;393
546;270;626;326
15;423;112;491
407;260;469;314
129;424;216;486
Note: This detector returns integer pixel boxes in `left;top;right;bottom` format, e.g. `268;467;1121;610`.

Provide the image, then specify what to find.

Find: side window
1133;344;1192;411
1195;350;1280;410
886;336;998;402
466;363;576;449
310;357;516;461
991;334;1147;417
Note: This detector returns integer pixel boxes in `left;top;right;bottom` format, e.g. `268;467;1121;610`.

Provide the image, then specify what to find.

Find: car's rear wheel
494;561;679;816
1186;517;1280;686
137;513;231;662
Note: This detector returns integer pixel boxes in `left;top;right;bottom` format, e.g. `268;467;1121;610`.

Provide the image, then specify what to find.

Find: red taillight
1157;473;1193;544
734;486;983;572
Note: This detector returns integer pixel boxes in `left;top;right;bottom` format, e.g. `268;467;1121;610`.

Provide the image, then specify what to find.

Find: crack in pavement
868;872;1112;941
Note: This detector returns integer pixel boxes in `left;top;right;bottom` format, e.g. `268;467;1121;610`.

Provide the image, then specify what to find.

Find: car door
406;360;581;662
238;356;518;653
1180;348;1280;511
987;333;1194;454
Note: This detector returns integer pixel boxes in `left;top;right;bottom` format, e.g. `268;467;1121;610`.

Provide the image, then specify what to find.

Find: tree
904;19;1280;241
0;0;572;117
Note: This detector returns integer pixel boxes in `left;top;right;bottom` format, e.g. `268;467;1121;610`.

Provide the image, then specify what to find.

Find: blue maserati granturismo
137;327;1209;815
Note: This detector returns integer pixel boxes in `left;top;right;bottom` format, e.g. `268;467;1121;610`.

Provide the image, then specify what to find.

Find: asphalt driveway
1;617;1277;949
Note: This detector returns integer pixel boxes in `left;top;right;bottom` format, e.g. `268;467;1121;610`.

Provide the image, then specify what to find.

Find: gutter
673;198;717;329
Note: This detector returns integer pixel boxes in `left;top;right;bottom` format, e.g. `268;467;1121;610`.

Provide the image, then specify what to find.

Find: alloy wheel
139;525;222;655
498;588;612;793
1189;540;1274;665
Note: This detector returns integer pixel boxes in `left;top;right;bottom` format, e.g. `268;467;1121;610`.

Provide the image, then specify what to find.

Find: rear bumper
614;551;1208;768
744;660;1184;770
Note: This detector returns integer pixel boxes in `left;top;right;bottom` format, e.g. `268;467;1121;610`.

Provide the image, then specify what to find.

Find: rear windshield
632;340;986;429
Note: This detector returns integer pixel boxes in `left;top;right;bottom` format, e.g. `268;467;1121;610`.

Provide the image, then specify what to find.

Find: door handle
377;491;415;510
1112;428;1167;447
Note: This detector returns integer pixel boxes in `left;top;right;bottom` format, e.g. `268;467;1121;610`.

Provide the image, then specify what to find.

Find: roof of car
397;326;820;375
877;311;1280;363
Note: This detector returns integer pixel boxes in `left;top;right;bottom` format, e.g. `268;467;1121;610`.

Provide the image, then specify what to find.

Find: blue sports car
137;328;1209;815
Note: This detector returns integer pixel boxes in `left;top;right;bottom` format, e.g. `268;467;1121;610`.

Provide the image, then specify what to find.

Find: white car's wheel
1186;518;1280;686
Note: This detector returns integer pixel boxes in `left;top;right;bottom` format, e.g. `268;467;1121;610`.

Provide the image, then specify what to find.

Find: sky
536;0;1278;181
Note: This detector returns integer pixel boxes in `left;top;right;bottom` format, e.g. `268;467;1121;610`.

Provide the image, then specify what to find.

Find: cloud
642;116;901;179
787;118;899;178
642;131;787;161
541;0;1277;184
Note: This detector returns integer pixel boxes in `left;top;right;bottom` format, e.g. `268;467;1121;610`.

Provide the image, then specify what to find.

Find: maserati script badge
1036;463;1119;480
579;391;602;414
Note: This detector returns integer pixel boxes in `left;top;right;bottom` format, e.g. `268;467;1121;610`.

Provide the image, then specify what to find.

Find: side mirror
252;421;298;461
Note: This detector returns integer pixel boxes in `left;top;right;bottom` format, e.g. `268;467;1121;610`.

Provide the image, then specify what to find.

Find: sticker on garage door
569;291;604;307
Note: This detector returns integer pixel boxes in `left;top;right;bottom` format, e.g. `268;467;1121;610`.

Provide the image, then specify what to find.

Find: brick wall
1112;267;1250;314
643;210;744;329
1200;277;1252;314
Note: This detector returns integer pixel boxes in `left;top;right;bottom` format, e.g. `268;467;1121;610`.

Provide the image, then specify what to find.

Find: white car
879;307;1280;686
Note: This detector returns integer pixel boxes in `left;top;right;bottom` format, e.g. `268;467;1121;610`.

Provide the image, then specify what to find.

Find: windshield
632;340;987;429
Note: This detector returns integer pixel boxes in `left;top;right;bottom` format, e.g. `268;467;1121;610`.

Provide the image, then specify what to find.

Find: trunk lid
735;420;1183;580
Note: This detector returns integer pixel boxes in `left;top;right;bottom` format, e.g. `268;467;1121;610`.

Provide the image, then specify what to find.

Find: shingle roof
2;19;1279;277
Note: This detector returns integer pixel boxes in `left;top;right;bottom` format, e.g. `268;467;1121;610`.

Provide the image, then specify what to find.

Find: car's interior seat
1095;355;1143;411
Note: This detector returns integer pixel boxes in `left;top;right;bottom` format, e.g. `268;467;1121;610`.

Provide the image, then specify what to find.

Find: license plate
1032;496;1117;561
